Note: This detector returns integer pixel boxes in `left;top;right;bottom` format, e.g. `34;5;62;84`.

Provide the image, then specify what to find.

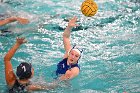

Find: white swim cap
72;48;81;56
68;45;83;57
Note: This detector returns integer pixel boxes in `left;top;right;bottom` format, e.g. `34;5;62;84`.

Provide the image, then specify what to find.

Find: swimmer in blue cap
4;37;57;92
56;17;82;80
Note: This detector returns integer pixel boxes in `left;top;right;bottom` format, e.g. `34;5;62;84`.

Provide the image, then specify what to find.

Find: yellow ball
81;0;98;17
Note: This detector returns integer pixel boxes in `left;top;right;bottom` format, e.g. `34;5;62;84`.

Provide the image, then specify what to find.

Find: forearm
28;85;49;90
59;74;71;80
4;43;21;61
0;19;9;26
63;26;73;38
59;75;68;80
28;83;58;91
0;17;17;26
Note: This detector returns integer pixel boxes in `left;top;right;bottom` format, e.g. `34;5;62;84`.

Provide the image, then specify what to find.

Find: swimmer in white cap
56;17;82;80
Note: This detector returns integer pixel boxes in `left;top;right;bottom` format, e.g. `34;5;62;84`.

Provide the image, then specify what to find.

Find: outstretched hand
16;37;27;45
68;16;78;28
16;17;29;24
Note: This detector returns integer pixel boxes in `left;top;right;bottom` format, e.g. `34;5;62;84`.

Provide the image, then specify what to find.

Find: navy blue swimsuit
56;58;80;76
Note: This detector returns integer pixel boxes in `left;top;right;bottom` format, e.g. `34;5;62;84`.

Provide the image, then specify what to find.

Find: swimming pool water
0;0;140;93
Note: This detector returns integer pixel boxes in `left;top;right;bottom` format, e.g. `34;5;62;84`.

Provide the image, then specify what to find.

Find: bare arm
0;17;29;26
0;17;16;26
63;17;78;58
4;37;27;87
28;69;79;90
27;82;59;91
59;67;80;80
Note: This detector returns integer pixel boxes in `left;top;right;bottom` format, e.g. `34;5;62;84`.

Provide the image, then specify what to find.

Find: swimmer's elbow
4;54;11;62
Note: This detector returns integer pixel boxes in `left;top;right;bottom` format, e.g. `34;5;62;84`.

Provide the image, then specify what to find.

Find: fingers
23;39;27;43
16;37;27;44
73;16;77;21
68;16;78;27
22;19;29;24
16;37;25;40
71;16;77;22
17;17;29;24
